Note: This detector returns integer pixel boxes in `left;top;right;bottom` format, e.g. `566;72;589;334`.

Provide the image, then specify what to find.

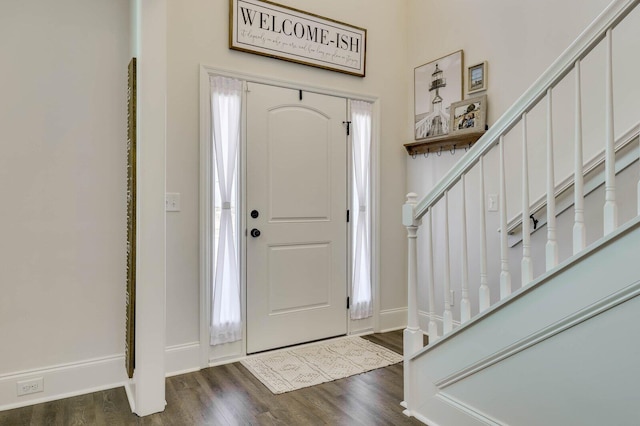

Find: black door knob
250;228;261;238
251;210;259;219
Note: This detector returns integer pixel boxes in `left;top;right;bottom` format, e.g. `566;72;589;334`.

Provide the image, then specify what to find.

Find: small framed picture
467;61;487;94
450;95;487;136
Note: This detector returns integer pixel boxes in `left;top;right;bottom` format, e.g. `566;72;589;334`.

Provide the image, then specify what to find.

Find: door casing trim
199;64;381;367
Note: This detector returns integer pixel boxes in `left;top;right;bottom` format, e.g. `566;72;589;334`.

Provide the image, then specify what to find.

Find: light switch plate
166;193;181;212
487;194;498;212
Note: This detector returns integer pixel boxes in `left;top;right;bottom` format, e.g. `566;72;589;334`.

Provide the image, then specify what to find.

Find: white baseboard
377;308;463;336
349;315;374;335
0;354;127;412
208;339;243;367
165;342;201;377
378;307;408;332
3;319;423;412
0;342;204;412
436;392;503;425
124;380;136;413
348;329;374;338
413;411;444;426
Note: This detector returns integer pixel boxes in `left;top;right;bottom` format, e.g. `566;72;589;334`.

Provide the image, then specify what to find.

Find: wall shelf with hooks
404;129;486;157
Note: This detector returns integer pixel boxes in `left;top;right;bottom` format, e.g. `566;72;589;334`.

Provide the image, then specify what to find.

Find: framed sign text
229;0;367;77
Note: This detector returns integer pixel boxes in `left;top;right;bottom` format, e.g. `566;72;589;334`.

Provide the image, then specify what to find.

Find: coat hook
424;148;429;158
530;214;539;230
465;143;471;152
450;144;456;155
437;146;443;156
411;153;417;159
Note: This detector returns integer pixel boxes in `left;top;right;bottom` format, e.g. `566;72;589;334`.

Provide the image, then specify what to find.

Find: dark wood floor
0;331;423;425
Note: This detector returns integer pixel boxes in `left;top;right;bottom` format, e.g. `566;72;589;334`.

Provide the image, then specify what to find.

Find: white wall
405;0;640;326
166;0;412;348
0;0;130;408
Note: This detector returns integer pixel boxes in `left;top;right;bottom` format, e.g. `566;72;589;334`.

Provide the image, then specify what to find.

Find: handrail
414;0;640;220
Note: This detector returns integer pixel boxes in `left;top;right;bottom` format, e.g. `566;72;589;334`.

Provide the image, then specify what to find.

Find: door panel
267;242;331;314
246;83;347;354
268;107;331;221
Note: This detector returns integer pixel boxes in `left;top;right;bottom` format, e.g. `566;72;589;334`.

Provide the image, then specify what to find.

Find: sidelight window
210;76;242;345
350;100;373;320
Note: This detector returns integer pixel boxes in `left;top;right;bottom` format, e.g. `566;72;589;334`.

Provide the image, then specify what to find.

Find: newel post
402;193;422;416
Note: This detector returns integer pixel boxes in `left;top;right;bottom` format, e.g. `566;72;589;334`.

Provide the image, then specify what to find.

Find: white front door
246;82;348;354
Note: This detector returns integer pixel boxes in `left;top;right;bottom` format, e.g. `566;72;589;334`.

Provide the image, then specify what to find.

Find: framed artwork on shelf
414;50;463;140
450;94;487;136
467;61;487;94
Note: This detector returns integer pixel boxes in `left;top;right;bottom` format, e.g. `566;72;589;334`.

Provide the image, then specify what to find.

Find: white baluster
546;88;559;270
402;193;422;413
574;60;586;254
499;136;512;299
443;191;453;334
426;209;438;339
479;156;490;312
604;28;618;234
521;113;533;286
402;192;423;413
402;193;422;352
460;175;471;323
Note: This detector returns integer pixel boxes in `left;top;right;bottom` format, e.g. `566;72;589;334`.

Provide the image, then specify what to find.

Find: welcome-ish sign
230;0;367;77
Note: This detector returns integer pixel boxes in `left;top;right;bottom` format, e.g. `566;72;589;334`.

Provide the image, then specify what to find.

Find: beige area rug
240;336;403;394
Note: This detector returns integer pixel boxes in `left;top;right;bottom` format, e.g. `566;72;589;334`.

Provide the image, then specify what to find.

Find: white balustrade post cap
406;193;418;205
403;193;419;227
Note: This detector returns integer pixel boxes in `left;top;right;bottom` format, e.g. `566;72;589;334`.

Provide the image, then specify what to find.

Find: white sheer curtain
350;100;373;320
210;76;242;345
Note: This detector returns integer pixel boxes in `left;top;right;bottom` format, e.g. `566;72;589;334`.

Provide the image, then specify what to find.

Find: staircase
402;0;640;424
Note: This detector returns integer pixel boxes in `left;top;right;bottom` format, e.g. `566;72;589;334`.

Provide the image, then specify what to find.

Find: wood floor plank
65;393;95;426
0;331;423;425
30;399;65;426
0;404;31;426
96;387;133;425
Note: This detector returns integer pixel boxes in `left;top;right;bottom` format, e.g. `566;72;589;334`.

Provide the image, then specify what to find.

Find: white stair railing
573;59;586;254
460;174;471;323
442;191;453;334
402;0;640;417
521;113;533;286
604;29;618;234
498;136;511;299
426;209;438;338
545;89;559;271
478;156;490;312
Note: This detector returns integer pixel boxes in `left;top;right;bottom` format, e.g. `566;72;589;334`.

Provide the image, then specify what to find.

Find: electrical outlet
165;193;181;212
17;377;43;396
